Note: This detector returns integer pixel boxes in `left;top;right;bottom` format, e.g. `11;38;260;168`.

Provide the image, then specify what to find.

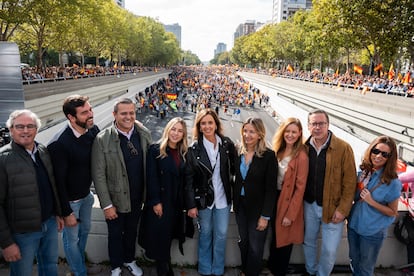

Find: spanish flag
403;72;411;84
388;63;395;80
287;64;294;73
374;63;383;72
353;65;363;75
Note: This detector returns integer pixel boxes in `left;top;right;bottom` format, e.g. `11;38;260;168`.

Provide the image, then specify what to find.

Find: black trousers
235;197;268;276
106;205;141;269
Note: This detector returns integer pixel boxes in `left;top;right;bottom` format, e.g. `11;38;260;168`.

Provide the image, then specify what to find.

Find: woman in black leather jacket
185;108;235;276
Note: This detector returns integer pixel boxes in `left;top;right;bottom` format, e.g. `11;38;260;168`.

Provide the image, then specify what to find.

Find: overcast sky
125;0;272;61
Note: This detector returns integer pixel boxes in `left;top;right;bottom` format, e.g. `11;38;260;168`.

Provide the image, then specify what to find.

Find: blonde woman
268;118;309;276
140;117;188;276
233;117;278;276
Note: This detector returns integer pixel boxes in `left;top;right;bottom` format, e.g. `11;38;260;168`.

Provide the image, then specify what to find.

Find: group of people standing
0;90;404;276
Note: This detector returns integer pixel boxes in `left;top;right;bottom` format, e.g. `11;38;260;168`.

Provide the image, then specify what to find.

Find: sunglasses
371;148;391;158
127;141;138;156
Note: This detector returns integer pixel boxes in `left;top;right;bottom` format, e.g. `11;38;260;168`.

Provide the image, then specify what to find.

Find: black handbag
194;178;214;209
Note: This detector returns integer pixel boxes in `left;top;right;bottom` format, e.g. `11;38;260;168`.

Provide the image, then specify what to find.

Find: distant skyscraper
234;20;264;42
164;23;182;48
114;0;125;8
272;0;312;23
214;43;227;57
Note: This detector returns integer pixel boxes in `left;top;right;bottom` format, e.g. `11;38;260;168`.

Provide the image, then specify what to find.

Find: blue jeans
63;192;94;276
303;201;344;276
10;216;59;276
348;227;386;276
197;205;230;275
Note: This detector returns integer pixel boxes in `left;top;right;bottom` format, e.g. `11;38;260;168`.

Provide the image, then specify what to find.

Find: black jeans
235;197;268;276
106;205;141;269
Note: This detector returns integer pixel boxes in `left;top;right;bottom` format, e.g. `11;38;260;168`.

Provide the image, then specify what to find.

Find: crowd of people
21;65;161;83
246;67;414;97
0;66;412;276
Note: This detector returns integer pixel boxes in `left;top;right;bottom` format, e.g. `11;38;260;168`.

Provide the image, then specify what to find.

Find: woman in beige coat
268;117;309;276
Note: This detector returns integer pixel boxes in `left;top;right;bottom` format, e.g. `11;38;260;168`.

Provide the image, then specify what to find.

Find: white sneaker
111;267;122;276
123;261;143;276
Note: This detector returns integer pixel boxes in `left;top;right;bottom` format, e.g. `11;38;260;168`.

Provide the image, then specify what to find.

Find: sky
125;0;272;62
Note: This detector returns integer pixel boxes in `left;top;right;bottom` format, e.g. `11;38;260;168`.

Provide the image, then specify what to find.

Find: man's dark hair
62;94;90;118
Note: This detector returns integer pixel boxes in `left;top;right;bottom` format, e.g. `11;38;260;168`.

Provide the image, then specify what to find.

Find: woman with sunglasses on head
139;117;188;276
347;135;402;276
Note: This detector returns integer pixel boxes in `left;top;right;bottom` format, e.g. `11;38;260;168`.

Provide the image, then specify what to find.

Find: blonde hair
239;117;267;157
158;117;188;161
272;117;303;159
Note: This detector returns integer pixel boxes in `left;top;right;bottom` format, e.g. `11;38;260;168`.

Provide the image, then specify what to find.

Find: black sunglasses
371;148;391;158
127;141;138;156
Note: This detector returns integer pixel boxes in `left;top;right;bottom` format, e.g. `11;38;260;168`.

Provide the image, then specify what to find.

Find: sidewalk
0;261;403;276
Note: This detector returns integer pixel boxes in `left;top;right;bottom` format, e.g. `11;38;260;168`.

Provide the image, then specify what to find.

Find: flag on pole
287;64;294;73
353;65;363;75
374;63;383;72
388;63;395;80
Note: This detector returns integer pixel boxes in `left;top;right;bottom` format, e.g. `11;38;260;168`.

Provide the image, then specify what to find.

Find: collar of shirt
310;131;331;155
203;134;222;164
115;125;135;140
68;121;88;138
26;143;38;162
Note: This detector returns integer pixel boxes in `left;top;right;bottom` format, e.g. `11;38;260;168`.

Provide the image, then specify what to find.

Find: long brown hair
192;108;223;141
360;135;398;185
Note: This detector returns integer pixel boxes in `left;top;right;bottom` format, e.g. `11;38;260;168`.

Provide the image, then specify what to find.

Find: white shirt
203;134;228;209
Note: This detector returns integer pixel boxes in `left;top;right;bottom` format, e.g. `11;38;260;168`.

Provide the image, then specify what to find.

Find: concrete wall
66;195;407;269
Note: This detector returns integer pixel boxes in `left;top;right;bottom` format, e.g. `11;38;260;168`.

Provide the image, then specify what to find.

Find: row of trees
1;0;201;67
213;0;414;74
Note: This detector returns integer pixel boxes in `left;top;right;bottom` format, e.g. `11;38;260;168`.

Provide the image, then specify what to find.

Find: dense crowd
244;67;414;97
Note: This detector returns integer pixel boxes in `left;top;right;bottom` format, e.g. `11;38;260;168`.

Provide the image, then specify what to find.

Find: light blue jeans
348;227;386;276
10;216;59;276
62;192;94;276
303;201;344;276
197;205;230;275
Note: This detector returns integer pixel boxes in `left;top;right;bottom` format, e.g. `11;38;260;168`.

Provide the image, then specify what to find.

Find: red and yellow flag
287;64;294;73
388;63;395;80
403;72;411;84
374;63;383;72
353;65;363;75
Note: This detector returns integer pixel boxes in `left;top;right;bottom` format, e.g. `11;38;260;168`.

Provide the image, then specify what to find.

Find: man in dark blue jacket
48;95;99;276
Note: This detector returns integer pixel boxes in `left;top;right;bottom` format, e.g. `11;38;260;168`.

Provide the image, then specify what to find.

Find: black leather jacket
184;135;235;210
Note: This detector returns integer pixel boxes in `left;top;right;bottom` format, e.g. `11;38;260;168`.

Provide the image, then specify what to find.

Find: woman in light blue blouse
348;136;402;276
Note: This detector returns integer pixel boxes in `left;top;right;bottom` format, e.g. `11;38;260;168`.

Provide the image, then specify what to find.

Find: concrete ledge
64;195;407;269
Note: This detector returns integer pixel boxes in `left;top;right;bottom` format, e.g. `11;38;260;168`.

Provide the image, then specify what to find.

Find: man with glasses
92;98;151;276
0;109;63;275
47;95;100;276
303;109;357;276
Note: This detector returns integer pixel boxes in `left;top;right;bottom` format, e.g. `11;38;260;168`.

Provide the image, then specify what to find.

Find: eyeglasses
127;140;138;156
309;122;328;128
371;148;391;158
13;124;37;130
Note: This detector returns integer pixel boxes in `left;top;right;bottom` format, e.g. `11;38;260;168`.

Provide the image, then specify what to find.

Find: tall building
234;20;264;42
214;43;227;57
114;0;125;8
272;0;312;24
164;23;182;48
